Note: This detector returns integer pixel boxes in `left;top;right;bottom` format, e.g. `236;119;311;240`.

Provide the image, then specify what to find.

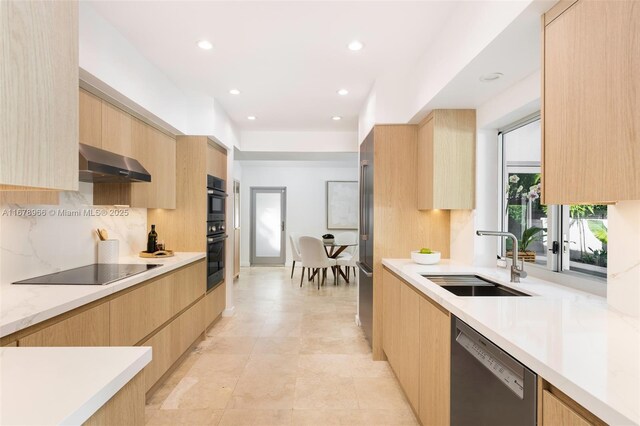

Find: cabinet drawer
542;390;592;426
204;282;225;328
141;298;204;392
19;303;109;347
173;260;205;315
110;274;174;346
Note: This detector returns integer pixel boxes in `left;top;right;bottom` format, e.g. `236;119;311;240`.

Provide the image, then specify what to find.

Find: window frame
497;114;607;293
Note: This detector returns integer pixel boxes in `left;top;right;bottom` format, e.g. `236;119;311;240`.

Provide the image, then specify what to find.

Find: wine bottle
147;224;158;253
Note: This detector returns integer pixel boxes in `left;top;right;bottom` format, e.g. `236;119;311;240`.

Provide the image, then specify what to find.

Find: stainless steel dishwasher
451;316;537;426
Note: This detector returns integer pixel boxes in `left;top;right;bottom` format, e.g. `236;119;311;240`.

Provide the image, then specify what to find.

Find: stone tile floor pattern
145;267;418;425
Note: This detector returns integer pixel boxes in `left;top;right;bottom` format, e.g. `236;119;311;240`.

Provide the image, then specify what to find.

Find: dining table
323;241;357;258
323;241;358;283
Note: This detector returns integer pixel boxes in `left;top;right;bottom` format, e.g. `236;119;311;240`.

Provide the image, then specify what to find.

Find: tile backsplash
0;183;147;284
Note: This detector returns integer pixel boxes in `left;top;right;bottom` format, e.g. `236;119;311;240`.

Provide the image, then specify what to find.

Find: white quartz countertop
0;252;205;338
0;346;151;425
382;259;640;426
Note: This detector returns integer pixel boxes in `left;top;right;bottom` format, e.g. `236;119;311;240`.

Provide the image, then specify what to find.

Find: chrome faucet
476;230;528;283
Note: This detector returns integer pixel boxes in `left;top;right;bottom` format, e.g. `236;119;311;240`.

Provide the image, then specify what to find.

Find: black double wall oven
207;175;227;292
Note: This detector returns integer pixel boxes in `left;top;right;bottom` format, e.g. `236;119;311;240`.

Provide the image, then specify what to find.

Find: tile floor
145;267;418;425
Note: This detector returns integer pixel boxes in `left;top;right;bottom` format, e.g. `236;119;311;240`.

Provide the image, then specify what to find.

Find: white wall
358;89;376;144
240;131;358;153
239;161;358;266
449;72;540;266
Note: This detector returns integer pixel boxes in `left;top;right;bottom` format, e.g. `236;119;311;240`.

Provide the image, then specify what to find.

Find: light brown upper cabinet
129;120;177;209
0;1;78;191
542;0;640;204
101;102;132;157
207;142;228;179
417;110;476;210
84;92;177;209
79;89;102;149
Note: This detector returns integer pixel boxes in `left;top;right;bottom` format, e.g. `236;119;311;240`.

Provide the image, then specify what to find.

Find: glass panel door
250;187;286;265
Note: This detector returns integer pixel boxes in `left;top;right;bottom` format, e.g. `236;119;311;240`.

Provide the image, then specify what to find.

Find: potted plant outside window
506;226;545;263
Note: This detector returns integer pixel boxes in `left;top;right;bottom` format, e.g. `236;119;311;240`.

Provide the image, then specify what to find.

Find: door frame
249;186;287;265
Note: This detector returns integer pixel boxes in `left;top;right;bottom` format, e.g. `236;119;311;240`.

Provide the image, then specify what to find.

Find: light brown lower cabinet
205;282;226;329
173;261;206;315
383;267;450;425
398;282;421;410
110;272;175;346
84;371;145;426
141;298;204;392
19;302;110;347
382;268;401;367
110;260;205;346
542;390;592;426
538;379;605;426
419;296;450;426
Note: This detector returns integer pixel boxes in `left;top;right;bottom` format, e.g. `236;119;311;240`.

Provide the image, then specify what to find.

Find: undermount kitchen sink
422;275;530;297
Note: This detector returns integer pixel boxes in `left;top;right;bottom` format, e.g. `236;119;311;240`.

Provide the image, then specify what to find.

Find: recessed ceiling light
229;89;241;95
337;89;349;96
247;116;256;120
332;116;342;121
197;40;213;50
479;72;504;82
348;40;364;51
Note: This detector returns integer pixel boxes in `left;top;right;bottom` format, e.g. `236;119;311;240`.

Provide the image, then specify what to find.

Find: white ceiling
88;1;458;132
416;0;554;117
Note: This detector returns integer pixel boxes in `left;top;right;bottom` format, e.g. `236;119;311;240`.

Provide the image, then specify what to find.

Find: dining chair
298;236;337;289
337;245;358;283
289;233;302;279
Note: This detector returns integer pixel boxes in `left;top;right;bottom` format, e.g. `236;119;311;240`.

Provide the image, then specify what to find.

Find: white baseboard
222;306;236;317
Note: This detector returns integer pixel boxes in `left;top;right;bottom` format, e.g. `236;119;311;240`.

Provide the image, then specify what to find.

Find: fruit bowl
411;250;441;265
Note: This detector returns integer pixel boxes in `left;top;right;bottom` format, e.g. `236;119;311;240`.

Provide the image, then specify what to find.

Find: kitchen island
0;346;151;425
0;252;224;403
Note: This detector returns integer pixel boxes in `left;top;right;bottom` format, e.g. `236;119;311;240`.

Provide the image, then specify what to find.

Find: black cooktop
13;263;162;286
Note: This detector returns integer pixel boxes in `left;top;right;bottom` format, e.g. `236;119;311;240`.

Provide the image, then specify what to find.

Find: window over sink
499;115;607;280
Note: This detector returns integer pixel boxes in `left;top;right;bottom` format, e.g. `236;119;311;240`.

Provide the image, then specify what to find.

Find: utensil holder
98;240;119;264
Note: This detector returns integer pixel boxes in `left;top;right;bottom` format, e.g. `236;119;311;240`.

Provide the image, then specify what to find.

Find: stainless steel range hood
79;143;151;183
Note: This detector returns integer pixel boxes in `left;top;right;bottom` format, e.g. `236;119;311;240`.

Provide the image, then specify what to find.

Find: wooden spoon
96;228;109;241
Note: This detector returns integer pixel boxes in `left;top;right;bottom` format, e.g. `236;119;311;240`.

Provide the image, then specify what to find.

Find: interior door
233;180;241;277
250;187;286;265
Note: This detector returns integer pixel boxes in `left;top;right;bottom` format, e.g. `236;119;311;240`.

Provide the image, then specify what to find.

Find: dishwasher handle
454;318;526;399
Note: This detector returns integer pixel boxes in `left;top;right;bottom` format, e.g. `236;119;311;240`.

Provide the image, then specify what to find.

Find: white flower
517;185;523;193
528;190;539;201
509;175;520;184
